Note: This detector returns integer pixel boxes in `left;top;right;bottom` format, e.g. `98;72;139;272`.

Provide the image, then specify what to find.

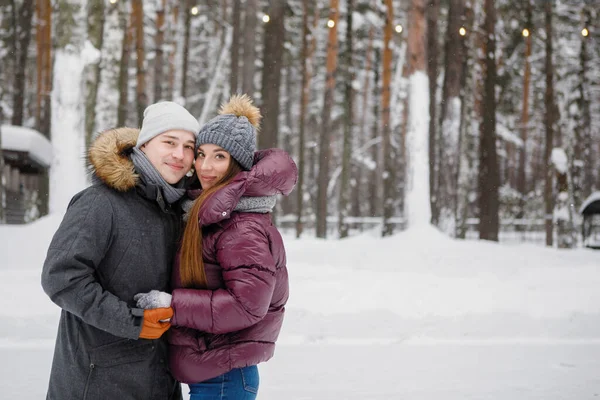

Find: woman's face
195;143;231;190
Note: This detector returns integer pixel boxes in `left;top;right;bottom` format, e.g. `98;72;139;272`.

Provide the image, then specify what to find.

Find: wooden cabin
579;192;600;249
0;125;53;224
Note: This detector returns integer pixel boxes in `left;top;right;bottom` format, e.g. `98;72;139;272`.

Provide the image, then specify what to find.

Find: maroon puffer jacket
169;148;297;384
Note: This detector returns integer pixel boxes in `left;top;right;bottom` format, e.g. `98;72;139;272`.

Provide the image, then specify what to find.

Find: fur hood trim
88;127;140;191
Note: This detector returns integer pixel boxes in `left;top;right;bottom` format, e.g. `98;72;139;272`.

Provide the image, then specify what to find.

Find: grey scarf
234;195;277;213
130;147;187;204
182;195;276;222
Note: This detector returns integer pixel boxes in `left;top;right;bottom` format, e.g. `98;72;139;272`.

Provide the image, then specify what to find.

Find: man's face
140;130;196;184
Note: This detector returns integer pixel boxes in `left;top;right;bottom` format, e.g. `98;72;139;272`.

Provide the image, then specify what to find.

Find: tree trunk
180;1;192;101
132;0;147;125
229;0;241;94
405;0;430;228
167;0;180;100
543;0;555;247
34;0;52;216
35;0;42;125
7;0;17;100
295;0;310;238
315;0;340;239
0;107;5;224
426;0;439;227
117;2;133;126
259;0;286;150
153;0;167;102
279;53;295;219
381;0;396;236
369;48;381;218
11;0;34;126
456;0;478;239
296;0;317;238
84;0;105;152
338;0;354;239
352;26;375;220
220;0;228;46
477;0;500;241
578;6;593;201
306;6;319;218
554;152;576;248
438;0;465;235
517;0;532;211
241;0;258;96
41;0;52;136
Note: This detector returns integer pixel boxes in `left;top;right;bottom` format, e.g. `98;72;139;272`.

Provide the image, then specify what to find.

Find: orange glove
139;307;174;339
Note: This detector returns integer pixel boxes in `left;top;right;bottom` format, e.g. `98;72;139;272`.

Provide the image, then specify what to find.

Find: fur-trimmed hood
88;127;140;191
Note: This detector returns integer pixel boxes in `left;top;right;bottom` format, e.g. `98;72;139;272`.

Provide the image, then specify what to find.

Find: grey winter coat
41;128;183;400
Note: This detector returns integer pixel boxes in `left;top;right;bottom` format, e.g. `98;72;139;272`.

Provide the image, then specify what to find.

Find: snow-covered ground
1;215;600;399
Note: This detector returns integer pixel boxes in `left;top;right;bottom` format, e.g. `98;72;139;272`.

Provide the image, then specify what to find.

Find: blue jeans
188;366;259;400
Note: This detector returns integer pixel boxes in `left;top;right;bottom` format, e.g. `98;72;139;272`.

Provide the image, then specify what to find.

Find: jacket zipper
83;363;95;400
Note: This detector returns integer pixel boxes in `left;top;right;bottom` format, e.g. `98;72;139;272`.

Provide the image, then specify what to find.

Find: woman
135;95;297;399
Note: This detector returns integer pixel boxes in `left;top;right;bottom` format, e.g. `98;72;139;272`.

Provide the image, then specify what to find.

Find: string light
109;0;117;4
327;19;335;28
459;27;466;36
191;6;199;15
262;14;270;23
581;28;589;37
522;28;530;37
395;24;403;33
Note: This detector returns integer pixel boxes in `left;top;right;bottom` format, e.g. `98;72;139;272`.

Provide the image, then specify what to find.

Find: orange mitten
139;307;174;339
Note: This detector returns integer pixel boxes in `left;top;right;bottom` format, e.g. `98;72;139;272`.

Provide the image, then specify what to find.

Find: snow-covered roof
579;191;600;215
1;124;53;168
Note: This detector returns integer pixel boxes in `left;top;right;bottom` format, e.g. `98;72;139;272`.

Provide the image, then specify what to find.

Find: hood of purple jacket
189;148;297;226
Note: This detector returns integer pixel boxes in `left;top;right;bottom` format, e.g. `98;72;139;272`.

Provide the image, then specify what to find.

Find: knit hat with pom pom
196;94;261;170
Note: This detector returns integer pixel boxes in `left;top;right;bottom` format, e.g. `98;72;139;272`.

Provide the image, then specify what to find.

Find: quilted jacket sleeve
41;188;144;339
171;221;276;334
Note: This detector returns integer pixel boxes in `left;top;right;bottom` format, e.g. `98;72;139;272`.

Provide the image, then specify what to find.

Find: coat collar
88;127;140;191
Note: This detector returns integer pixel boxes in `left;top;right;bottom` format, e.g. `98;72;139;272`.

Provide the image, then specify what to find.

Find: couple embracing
41;95;297;400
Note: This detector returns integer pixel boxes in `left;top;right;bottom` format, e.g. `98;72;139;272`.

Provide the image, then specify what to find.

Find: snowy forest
0;0;598;247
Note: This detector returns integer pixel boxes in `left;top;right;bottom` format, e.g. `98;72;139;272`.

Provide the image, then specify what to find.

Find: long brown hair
179;159;243;288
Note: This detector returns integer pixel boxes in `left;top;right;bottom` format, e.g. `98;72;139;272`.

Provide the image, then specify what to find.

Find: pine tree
478;0;500;241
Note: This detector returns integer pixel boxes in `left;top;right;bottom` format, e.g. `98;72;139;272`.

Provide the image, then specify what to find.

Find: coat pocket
89;338;155;367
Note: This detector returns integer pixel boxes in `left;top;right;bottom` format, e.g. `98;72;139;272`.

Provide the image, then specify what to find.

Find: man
41;102;199;399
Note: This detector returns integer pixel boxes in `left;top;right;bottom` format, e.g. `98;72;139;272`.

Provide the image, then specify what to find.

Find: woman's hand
134;290;172;309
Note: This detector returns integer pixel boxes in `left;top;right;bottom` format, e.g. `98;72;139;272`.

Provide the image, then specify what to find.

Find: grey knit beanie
196;94;261;170
136;101;200;148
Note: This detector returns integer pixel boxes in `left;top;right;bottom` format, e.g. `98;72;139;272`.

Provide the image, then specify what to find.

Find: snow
579;191;600;215
496;122;524;147
198;27;233;125
405;71;431;227
551;147;568;174
50;50;89;214
2;213;600;398
0;125;53;168
82;40;101;66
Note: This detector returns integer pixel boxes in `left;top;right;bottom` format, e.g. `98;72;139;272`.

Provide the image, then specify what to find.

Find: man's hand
134;290;172;309
139;307;173;339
